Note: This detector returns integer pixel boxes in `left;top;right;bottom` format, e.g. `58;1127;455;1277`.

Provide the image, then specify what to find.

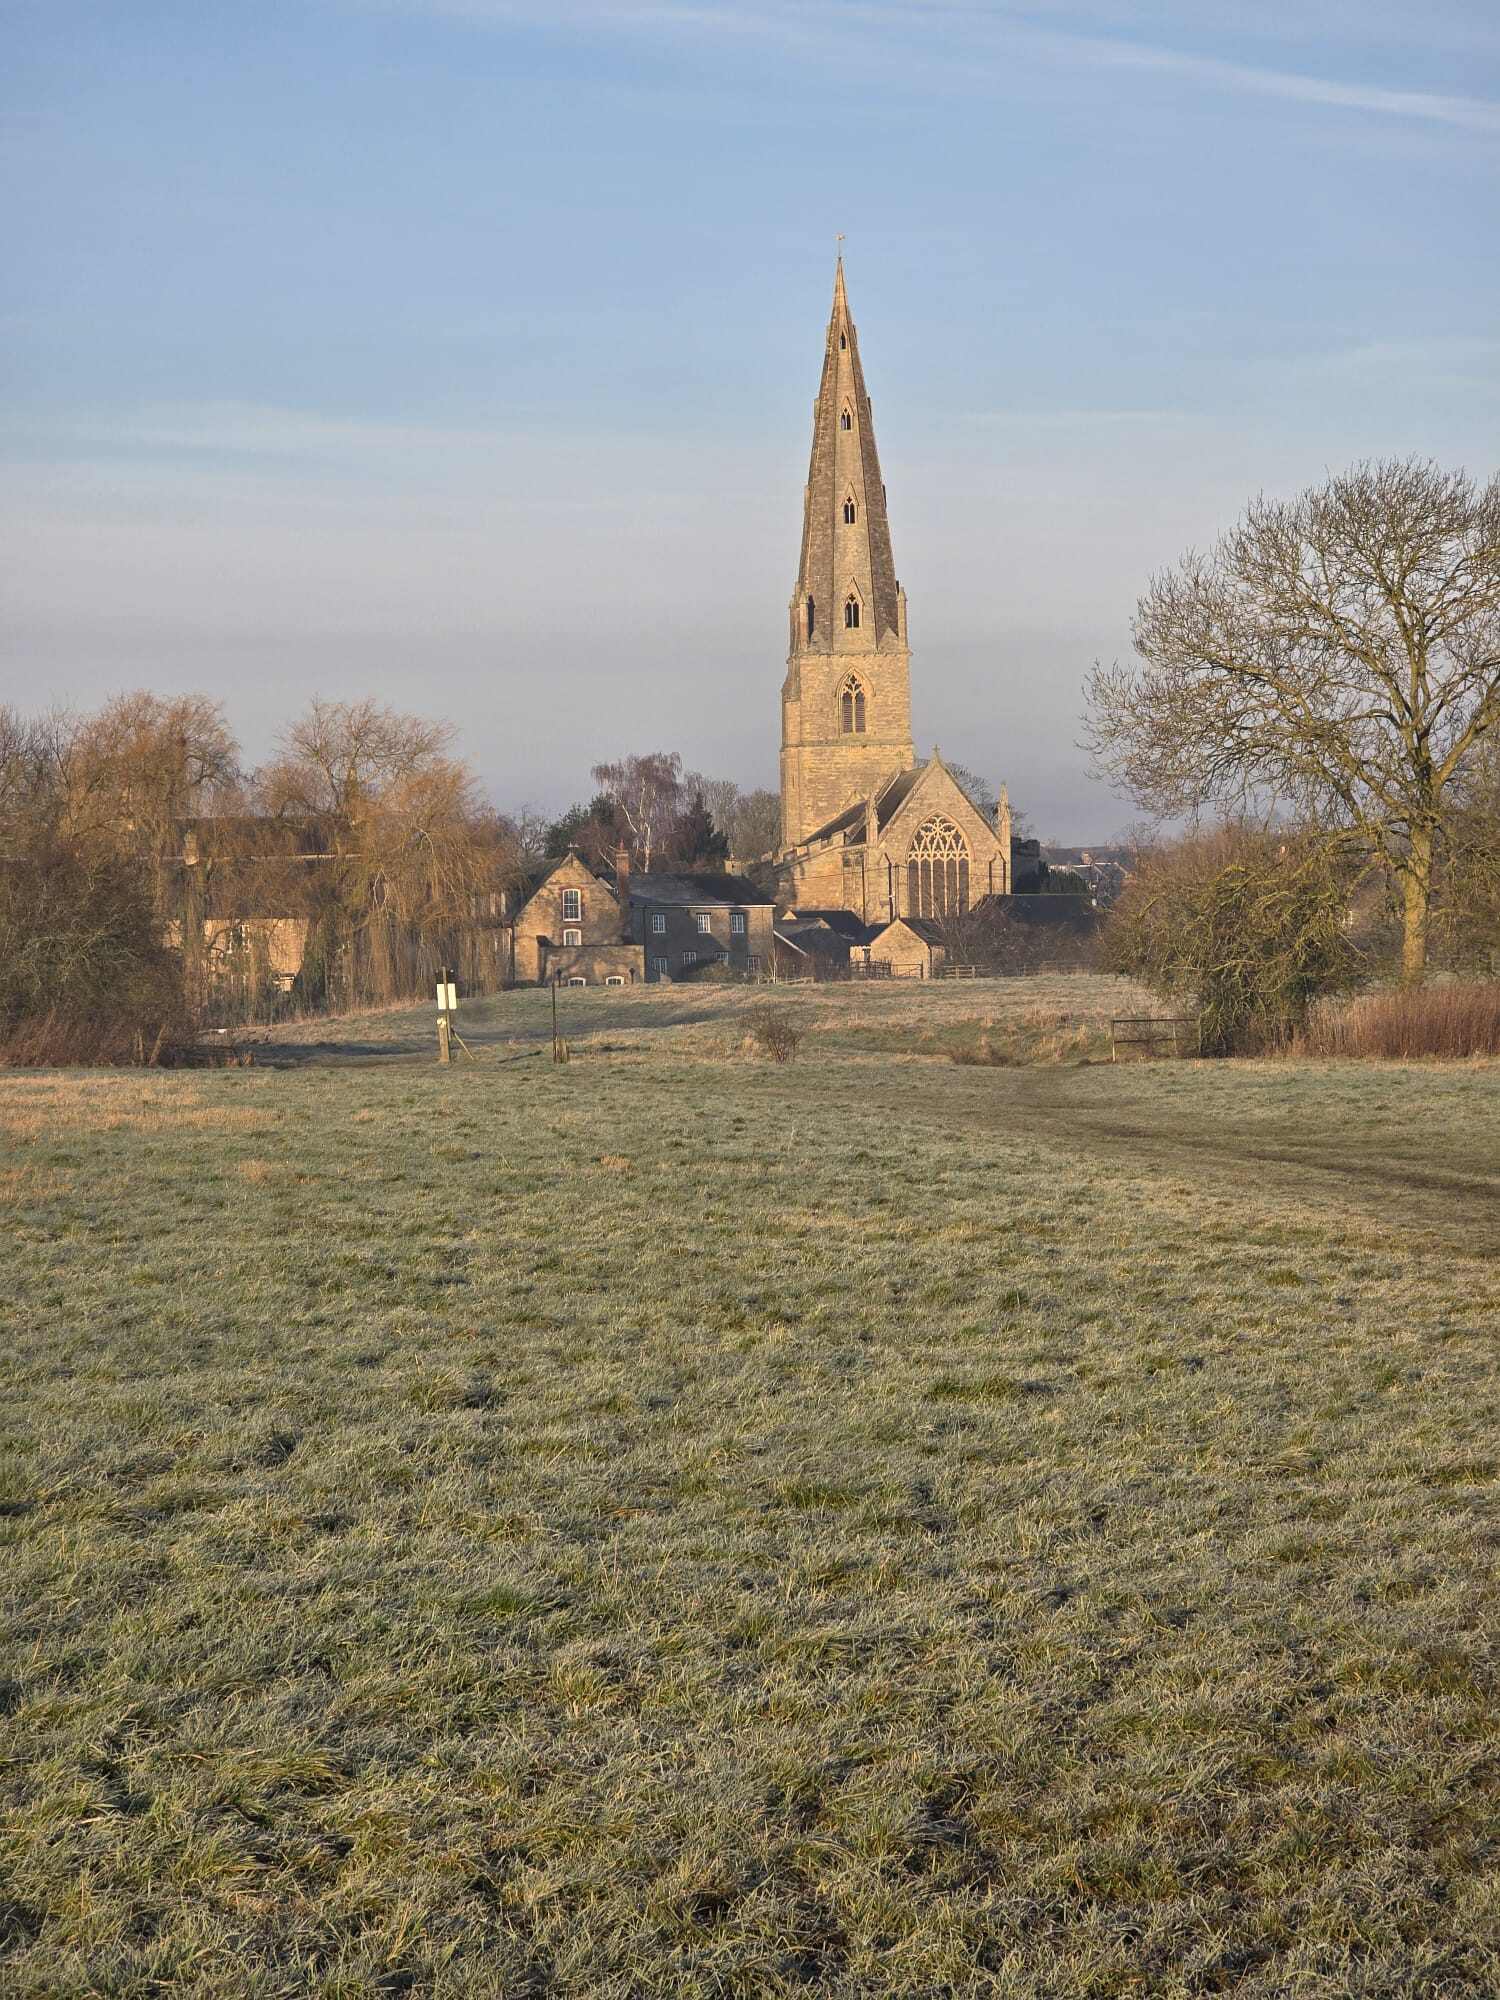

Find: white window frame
566;975;587;987
605;975;625;987
695;912;712;933
561;888;582;922
652;956;670;977
651;912;666;934
562;927;581;946
730;911;747;936
682;950;698;967
747;954;761;974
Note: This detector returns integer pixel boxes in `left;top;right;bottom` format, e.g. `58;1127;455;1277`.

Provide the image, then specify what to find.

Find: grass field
4;978;1500;1996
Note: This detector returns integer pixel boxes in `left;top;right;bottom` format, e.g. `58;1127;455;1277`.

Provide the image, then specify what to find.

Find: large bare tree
61;691;239;868
590;751;683;872
1086;459;1500;979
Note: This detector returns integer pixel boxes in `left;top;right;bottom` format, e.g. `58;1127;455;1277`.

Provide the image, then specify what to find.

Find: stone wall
545;943;645;986
633;898;775;981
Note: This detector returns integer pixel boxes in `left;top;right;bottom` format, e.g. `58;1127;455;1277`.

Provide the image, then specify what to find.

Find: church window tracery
839;674;867;734
907;817;969;917
843;495;857;524
840;406;853;430
844;596;860;629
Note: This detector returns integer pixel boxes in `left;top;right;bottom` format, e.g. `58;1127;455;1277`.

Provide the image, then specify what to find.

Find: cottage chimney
614;840;631;938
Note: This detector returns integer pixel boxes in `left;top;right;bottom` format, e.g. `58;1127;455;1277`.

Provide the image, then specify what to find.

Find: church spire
793;259;903;648
779;259;914;855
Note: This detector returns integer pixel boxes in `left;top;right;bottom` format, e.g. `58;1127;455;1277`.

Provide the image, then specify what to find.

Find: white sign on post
436;982;457;1012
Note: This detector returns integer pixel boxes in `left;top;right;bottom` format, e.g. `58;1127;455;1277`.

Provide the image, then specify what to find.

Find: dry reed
1298;980;1500;1059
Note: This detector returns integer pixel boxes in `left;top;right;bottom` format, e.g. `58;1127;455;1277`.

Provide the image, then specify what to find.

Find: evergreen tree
674;791;729;870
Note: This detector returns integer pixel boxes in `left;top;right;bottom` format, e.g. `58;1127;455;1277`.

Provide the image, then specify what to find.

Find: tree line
0;698;772;1060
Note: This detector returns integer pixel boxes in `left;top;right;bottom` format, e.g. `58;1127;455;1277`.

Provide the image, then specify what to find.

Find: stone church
775;262;1014;925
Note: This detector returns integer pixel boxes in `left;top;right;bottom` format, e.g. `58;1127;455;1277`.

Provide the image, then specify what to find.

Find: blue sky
3;0;1497;836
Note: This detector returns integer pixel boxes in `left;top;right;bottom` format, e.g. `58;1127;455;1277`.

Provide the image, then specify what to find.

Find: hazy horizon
3;1;1497;840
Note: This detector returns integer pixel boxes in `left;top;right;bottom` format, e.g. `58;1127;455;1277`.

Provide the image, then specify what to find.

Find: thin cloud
1064;35;1500;131
344;0;1500;132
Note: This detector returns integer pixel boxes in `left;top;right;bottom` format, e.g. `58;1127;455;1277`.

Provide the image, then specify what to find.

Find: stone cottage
506;850;645;987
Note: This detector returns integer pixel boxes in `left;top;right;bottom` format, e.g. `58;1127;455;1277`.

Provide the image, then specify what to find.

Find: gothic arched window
839;332;847;350
839;674;867;734
843;495;857;524
844;596;860;629
806;595;815;639
907;816;970;917
840;407;853;431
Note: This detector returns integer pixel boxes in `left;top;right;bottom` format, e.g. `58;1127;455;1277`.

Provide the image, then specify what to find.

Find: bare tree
946;762;996;813
0;707;68;849
726;787;783;864
1086;459;1500;980
679;776;782;864
60;691;239;871
682;773;740;841
590;751;683;872
1441;732;1500;970
257;699;503;1007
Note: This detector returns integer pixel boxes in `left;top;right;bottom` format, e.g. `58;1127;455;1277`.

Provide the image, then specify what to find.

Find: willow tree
258;699;507;1007
1086;459;1500;979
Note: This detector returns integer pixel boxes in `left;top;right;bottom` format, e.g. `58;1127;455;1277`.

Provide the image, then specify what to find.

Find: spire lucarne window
844;596;860;629
908;817;969;916
843;495;857;524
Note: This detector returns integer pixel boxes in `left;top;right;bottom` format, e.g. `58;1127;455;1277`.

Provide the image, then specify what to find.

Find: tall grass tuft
1299;980;1500;1059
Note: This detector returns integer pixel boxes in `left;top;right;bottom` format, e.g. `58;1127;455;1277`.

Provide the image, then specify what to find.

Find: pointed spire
791;258;902;648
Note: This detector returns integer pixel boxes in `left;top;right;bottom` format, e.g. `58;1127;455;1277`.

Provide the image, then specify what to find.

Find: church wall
780;637;914;848
779;843;875;921
880;774;1010;915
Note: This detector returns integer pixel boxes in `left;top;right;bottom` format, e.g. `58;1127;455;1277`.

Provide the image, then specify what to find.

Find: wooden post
551;976;567;1064
437;962;452;1064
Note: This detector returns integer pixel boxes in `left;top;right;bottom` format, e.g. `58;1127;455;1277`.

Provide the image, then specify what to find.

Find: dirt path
929;1064;1500;1260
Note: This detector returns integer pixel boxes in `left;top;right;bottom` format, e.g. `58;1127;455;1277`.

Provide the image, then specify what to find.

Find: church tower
779;260;914;852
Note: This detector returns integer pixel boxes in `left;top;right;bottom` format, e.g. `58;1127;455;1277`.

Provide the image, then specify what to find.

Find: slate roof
780;908;880;945
630;872;773;906
969;894;1101;933
774;920;852;963
798;765;927;849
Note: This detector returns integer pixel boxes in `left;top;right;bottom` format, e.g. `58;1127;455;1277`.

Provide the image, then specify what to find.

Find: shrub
1103;824;1360;1054
674;955;736;983
1298;981;1500;1059
0;843;194;1064
746;1004;803;1063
